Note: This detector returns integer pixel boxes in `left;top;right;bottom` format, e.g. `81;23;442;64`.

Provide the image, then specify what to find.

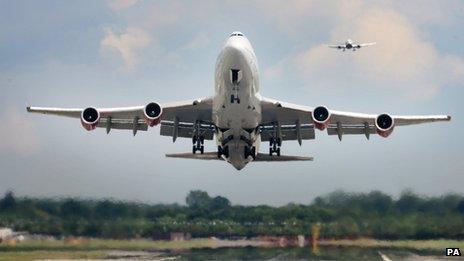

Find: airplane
328;39;376;51
27;31;450;170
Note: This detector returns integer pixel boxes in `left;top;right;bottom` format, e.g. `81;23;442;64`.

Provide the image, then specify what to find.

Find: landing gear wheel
192;135;205;154
218;146;229;158
269;137;282;156
244;146;257;159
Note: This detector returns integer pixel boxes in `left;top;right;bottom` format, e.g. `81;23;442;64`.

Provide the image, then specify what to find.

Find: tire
193;146;196;154
276;148;281;156
200;146;204;154
269;147;273;156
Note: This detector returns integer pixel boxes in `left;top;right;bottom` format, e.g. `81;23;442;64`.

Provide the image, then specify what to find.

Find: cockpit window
230;32;244;37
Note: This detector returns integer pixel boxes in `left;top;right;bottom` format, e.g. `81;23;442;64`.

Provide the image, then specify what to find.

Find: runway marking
378;251;393;261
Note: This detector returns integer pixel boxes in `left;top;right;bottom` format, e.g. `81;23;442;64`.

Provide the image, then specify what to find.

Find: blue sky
1;0;463;205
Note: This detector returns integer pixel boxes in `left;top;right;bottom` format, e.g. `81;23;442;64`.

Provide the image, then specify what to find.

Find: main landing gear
217;146;229;158
192;135;204;154
269;137;281;156
244;146;256;160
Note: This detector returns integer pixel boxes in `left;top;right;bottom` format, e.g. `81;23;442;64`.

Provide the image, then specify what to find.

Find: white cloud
181;33;211;51
268;5;464;98
107;0;138;11
0;106;42;156
100;27;152;72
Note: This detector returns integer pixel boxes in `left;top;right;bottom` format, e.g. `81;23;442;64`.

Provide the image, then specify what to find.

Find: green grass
0;250;106;261
1;238;463;260
318;238;464;251
0;238;216;252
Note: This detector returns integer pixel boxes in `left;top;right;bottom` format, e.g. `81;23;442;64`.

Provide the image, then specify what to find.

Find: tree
186;190;212;209
210;196;231;211
0;191;16;210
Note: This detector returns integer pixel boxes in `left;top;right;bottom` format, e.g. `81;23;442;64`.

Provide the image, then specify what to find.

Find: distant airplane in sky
27;31;450;170
328;38;376;51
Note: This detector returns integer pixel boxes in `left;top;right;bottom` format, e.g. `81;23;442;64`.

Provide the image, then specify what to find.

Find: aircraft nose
229;31;244;37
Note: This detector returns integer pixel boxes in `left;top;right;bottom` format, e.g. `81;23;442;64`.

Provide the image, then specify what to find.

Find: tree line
0;190;463;239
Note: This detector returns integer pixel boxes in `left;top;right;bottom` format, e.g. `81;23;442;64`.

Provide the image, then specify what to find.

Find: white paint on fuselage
212;32;261;170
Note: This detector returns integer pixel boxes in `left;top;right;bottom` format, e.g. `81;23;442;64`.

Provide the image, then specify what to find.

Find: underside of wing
359;42;376;47
260;96;451;141
27;97;213;138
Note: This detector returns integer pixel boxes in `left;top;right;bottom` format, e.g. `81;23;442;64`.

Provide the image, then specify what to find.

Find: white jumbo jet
27;31;450;170
328;38;376;51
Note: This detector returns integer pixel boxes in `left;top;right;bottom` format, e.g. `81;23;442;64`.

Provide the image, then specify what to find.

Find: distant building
170;232;191;241
0;228;13;242
0;228;27;243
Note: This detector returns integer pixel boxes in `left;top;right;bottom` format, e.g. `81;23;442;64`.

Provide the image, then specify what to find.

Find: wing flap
160;121;214;140
260;124;315;141
97;118;148;132
327;124;376;136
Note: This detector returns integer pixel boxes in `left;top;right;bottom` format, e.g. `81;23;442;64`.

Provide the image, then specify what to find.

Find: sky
0;0;463;206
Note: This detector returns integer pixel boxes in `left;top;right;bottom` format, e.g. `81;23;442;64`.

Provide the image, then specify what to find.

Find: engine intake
81;107;100;131
375;114;394;137
312;106;331;130
144;102;163;127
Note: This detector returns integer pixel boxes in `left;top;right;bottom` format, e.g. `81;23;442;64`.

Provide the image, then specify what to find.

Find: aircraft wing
260;97;450;141
357;42;376;48
27;97;213;138
328;44;343;49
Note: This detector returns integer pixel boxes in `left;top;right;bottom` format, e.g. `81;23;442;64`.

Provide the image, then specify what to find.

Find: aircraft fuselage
212;32;261;170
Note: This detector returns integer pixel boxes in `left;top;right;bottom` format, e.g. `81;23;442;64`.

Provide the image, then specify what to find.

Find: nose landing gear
269;137;281;156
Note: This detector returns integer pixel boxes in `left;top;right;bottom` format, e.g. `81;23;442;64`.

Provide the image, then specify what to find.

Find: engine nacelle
375;114;395;138
143;102;163;127
81;107;100;131
312;106;331;130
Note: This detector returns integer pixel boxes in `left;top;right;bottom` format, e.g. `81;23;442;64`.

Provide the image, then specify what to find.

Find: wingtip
447;115;451;121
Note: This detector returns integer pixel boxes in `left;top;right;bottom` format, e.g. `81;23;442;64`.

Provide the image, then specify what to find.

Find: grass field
0;238;217;252
318;238;464;250
0;238;463;260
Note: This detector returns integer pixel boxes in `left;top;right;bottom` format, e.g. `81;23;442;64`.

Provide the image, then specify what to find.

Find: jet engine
375;114;395;137
81;107;100;131
144;102;163;127
312;106;331;130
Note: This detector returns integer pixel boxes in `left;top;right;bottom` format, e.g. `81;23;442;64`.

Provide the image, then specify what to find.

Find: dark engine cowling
144;102;163;127
312;106;331;130
81;107;100;131
375;114;395;138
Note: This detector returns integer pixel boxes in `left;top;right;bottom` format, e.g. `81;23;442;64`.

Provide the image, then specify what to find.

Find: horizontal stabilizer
254;153;313;162
165;152;313;162
166;152;220;160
